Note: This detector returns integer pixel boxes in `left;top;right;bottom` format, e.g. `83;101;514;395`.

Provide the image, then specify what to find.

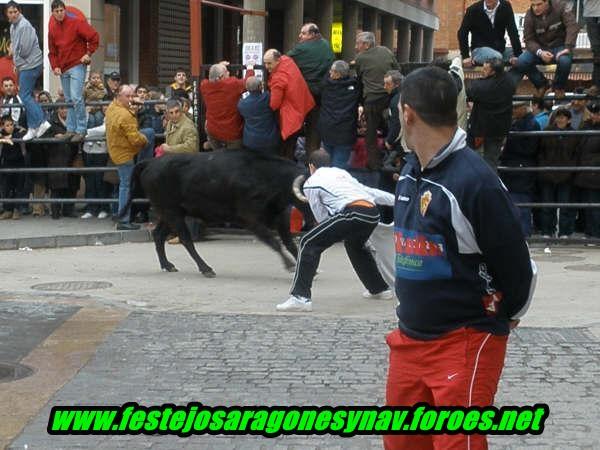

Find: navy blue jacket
394;129;534;340
318;76;359;146
237;91;280;150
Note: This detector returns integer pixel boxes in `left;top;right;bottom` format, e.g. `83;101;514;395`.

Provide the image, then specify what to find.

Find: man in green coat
163;98;199;154
288;23;335;155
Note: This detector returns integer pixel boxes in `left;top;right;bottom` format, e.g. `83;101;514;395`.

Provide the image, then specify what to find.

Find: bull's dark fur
122;150;311;277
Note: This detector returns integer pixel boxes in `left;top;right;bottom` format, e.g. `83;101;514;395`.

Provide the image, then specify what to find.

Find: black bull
122;150;311;277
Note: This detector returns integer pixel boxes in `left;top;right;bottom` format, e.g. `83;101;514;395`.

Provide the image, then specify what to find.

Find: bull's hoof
162;265;178;272
202;269;216;278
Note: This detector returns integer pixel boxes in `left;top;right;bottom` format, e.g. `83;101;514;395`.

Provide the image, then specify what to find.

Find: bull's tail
117;159;151;220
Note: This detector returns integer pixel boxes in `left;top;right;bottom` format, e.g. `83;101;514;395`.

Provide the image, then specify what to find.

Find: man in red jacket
264;49;315;160
48;0;99;143
200;61;254;150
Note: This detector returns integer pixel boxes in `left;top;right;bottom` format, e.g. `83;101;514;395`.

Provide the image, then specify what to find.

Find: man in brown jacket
106;85;149;230
162;98;198;153
513;0;580;99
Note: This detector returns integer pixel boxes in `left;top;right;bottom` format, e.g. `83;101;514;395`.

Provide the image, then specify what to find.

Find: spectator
532;97;553;129
37;90;53;122
105;85;149;230
6;1;51;141
237;76;280;153
81;98;109;220
318;60;359;169
105;72;121;100
0;116;26;220
48;0;99;143
40;104;79;219
449;57;469;131
466;57;516;169
161;98;198;154
29;91;51;216
0;77;26;130
84;70;107;120
383;70;403;152
584;0;600;96
514;0;580;99
146;89;166;134
166;68;193;101
287;23;335;154
568;88;592;130
574;101;600;238
500;101;541;236
537;108;578;237
354;31;400;170
458;0;522;67
200;62;254;150
263;49;315;160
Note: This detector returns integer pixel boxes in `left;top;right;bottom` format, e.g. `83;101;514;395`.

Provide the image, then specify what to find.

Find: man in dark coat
466;57;516;169
317;60;359;169
458;0;522;66
574;101;600;238
238;76;280;153
288;23;335;154
500;101;540;236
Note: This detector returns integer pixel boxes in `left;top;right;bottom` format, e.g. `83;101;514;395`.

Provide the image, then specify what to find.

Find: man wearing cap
48;0;99;143
106;71;121;100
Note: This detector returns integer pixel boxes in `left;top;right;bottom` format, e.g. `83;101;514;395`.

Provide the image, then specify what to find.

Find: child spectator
538;108;579;238
0;77;27;131
84;71;107;117
531;98;553;130
166;68;193;101
0;116;26;219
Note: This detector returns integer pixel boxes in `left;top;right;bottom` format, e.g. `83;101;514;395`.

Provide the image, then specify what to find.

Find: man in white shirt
276;148;395;312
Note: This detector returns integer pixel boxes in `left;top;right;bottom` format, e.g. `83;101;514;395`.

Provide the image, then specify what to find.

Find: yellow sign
331;22;343;54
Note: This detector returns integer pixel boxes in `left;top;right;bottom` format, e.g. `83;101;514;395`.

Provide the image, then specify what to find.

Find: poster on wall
242;42;263;80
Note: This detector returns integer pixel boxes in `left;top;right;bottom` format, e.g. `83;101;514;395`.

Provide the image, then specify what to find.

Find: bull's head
292;175;308;203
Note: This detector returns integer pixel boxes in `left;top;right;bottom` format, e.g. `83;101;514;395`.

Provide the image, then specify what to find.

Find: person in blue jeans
48;0;99;143
513;0;580;99
318;60;359;169
6;1;51;141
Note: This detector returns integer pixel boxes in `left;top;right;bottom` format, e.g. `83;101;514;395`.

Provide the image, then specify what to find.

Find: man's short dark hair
51;0;65;11
175;67;187;75
1;115;14;125
2;77;14;84
6;1;21;12
532;98;553;112
554;107;572;119
309;148;332;169
400;66;457;127
485;58;505;75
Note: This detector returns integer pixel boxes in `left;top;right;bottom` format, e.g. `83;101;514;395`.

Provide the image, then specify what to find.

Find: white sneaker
35;121;51;138
363;289;394;300
80;212;94;219
97;211;109;219
276;295;312;312
22;128;36;141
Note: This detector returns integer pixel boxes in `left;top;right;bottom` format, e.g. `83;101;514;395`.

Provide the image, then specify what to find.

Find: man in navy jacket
237;76;280;153
384;67;536;450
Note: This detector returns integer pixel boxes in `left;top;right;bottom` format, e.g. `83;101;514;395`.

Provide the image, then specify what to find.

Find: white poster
242;42;263;80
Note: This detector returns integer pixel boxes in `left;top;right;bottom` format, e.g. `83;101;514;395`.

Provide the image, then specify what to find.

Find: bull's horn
292;175;308;203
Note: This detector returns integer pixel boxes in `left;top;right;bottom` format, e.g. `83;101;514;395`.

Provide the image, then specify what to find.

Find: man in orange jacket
264;49;315;160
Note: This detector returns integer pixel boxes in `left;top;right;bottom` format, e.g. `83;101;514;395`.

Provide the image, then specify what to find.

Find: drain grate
31;281;113;292
564;264;600;272
0;362;34;383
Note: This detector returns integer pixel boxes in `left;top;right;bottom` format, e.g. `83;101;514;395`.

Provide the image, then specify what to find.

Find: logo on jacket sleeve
420;190;432;216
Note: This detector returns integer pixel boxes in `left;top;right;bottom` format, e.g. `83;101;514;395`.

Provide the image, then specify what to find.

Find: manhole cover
31;281;113;291
0;362;34;383
531;255;585;263
564;264;600;272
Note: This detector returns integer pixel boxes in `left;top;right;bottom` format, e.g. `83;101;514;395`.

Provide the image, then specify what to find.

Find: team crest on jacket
420;191;432;217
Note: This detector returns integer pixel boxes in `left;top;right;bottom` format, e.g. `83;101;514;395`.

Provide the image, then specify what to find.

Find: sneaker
276;295;313;312
168;236;180;245
22;128;37;141
97;211;109;219
363;289;394;300
70;133;86;143
116;222;141;231
11;210;21;220
80;212;94;219
35;120;52;138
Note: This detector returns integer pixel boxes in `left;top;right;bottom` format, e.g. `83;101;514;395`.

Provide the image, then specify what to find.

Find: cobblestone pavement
10;312;600;450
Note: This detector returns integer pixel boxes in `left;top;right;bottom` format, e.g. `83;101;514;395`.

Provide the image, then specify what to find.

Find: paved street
1;238;599;449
